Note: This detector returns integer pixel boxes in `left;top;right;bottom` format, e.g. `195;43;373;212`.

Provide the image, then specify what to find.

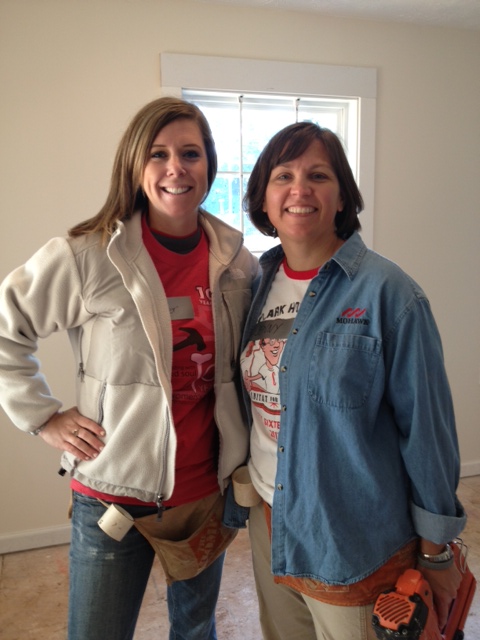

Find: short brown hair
244;122;363;240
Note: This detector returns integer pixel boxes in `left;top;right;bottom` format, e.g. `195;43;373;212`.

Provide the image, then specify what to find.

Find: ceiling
190;0;480;30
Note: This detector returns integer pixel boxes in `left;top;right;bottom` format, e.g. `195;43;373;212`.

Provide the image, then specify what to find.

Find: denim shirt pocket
308;332;382;409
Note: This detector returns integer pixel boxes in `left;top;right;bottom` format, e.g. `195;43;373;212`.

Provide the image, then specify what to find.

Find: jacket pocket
308;332;381;409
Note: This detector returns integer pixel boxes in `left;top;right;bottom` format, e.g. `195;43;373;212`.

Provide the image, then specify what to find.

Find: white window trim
160;53;376;248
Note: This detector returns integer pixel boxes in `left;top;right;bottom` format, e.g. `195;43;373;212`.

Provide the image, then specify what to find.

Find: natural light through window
160;53;376;252
184;90;358;254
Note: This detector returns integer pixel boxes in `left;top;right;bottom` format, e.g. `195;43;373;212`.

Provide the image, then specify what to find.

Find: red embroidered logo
336;308;370;325
341;308;366;318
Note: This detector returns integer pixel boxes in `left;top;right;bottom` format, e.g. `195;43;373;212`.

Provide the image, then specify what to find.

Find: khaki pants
248;501;378;640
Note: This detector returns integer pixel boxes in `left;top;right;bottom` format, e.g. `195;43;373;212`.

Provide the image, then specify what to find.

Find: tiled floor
1;475;479;639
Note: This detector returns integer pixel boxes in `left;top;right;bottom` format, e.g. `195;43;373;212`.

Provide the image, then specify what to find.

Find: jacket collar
198;209;244;265
109;210;244;265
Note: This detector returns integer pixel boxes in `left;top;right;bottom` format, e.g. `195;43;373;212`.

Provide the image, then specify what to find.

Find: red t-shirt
71;218;218;506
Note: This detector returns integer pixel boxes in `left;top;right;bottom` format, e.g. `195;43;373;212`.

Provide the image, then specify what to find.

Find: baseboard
0;524;71;555
460;460;480;478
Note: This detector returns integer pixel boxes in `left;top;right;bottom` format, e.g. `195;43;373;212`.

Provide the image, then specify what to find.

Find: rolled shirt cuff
411;498;466;544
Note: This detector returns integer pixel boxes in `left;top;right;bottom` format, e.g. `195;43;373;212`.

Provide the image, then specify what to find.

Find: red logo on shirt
336;308;370;325
341;308;366;318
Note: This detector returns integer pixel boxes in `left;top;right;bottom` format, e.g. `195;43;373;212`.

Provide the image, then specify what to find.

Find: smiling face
142;118;209;236
263;139;345;265
260;338;284;368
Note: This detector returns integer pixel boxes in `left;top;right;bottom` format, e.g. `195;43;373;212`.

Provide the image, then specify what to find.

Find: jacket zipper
222;292;236;371
155;408;171;519
97;382;106;425
77;327;85;381
156;495;165;520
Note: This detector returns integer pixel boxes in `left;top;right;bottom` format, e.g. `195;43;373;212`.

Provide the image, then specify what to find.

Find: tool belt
263;501;417;606
135;491;237;585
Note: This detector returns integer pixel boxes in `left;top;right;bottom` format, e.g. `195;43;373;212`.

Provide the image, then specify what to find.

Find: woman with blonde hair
0;96;258;639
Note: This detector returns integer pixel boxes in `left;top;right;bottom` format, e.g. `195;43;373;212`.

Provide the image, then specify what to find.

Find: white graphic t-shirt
240;259;318;505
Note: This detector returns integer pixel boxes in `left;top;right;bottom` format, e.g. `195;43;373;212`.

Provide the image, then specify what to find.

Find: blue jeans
68;492;224;640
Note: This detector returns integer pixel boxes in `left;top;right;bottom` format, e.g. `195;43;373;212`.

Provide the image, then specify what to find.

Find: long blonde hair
69;97;217;244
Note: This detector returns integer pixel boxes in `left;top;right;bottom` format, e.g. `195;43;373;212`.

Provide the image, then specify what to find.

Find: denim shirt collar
259;231;366;282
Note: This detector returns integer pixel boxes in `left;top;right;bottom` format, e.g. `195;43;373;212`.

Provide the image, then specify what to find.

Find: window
184;90;359;254
160;54;376;252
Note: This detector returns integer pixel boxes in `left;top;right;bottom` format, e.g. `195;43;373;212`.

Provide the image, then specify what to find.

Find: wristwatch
417;543;455;570
419;544;453;563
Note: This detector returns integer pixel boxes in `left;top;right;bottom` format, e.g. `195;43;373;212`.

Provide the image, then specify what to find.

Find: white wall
1;0;479;551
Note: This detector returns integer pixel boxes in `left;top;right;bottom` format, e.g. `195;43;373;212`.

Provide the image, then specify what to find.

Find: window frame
160;53;376;248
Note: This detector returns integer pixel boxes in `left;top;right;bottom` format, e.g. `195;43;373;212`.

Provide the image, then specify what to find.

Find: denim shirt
238;232;466;585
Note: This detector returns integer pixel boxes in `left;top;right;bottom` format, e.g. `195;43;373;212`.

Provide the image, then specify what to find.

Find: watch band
418;543;453;563
417;543;455;570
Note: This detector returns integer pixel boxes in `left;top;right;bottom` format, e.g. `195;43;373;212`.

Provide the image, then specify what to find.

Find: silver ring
72;429;79;437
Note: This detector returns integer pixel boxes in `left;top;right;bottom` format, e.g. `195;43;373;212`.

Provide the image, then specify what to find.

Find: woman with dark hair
0;96;258;639
239;122;465;639
246;122;363;241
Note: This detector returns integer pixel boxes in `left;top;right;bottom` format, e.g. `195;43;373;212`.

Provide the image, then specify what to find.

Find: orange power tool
372;540;476;640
